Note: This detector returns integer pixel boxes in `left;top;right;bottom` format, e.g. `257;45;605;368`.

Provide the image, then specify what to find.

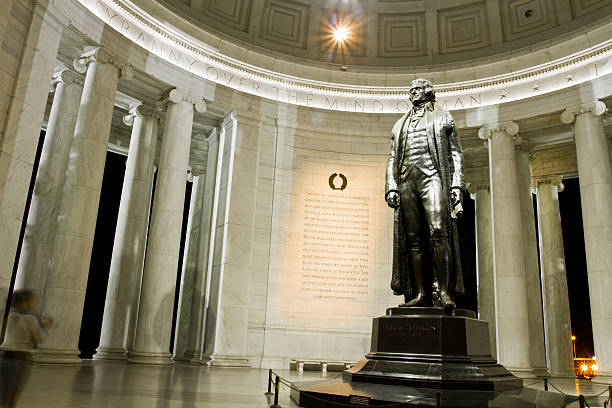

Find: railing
264;369;612;407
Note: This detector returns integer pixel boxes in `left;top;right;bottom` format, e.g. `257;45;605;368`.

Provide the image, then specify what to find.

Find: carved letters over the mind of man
385;79;466;308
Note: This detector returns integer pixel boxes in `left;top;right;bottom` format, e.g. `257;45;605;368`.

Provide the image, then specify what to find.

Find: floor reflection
11;362;612;407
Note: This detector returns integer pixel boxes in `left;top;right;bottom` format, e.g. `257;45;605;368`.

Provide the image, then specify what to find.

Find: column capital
533;176;563;188
123;103;158;126
205;128;220;144
221;110;237;129
467;183;490;194
560;100;607;124
157;89;207;113
73;46;134;80
478;121;519;140
50;69;83;92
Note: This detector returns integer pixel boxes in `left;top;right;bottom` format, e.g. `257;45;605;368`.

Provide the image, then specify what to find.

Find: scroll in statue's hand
451;188;464;219
386;191;400;209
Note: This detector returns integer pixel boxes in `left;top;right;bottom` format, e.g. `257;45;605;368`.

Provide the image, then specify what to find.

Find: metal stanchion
436;391;441;407
265;369;273;396
544;378;548;391
270;374;282;408
579;395;586;408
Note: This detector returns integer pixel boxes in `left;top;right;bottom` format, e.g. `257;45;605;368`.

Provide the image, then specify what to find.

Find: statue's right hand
386;192;400;209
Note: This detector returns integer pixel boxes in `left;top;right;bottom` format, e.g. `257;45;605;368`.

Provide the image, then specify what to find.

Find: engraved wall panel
570;0;611;17
500;0;557;41
319;9;367;58
202;0;252;32
438;2;489;54
378;12;426;57
260;0;310;48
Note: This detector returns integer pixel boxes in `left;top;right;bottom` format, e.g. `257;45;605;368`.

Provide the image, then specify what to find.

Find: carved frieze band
467;183;490;194
560;100;607;124
73;46;134;79
534;176;563;187
157;88;207;113
477;121;520;140
80;0;612;112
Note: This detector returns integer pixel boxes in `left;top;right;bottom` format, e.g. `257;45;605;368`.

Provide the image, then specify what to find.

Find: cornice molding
80;0;612;113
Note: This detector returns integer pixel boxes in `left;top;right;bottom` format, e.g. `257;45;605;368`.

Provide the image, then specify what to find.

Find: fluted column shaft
536;179;574;377
562;101;612;377
479;122;534;376
516;149;547;375
96;104;158;361
470;184;496;358
36;47;131;363
129;89;206;365
14;70;83;309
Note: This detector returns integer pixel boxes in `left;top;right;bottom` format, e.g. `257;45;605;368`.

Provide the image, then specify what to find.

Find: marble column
13;70;83;311
202;112;252;367
128;89;206;365
0;0;67;328
469;184;496;358
174;129;220;363
561;101;612;377
35;47;132;363
516;148;548;376
479;122;534;376
536;178;574;377
95;103;159;361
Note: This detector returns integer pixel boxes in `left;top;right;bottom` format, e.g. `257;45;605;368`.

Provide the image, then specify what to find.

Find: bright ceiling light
333;26;349;42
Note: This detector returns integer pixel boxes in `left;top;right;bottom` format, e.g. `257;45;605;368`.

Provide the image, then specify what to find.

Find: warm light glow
592;364;598;371
581;364;589;371
333;26;349;42
571;336;576;340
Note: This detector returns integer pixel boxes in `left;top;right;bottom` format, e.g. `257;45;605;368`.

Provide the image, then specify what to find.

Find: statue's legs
398;178;427;307
416;172;456;308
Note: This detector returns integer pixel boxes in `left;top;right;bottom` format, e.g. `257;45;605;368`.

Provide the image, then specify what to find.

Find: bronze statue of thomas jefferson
385;79;466;308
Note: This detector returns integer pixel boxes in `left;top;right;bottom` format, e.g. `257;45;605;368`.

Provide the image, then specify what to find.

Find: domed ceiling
158;0;612;68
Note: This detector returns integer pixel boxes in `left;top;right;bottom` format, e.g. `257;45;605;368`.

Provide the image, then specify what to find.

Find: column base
506;366;537;378
172;351;203;365
32;349;82;364
532;366;550;377
94;347;128;361
202;354;251;367
127;350;172;365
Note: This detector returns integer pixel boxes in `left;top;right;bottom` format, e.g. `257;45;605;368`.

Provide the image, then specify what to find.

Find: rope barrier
265;369;611;407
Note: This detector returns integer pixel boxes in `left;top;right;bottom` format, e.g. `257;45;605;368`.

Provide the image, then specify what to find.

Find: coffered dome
157;0;612;69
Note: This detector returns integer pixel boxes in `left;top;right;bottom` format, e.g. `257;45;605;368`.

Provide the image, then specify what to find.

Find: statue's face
409;84;428;104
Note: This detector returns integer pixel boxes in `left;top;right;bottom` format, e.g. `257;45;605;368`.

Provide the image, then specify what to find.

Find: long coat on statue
385;101;466;297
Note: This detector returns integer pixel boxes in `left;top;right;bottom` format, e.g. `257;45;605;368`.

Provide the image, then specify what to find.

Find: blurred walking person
0;290;53;408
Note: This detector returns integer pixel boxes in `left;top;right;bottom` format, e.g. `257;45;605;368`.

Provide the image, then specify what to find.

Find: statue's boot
432;241;456;308
400;249;427;307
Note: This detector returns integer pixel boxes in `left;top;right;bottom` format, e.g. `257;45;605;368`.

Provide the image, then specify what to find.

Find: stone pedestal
292;308;529;408
344;308;522;391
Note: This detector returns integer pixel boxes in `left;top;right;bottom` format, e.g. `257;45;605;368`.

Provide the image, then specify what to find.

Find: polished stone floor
7;361;612;407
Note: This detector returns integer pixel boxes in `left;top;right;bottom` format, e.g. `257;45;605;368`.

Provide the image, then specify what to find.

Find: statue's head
409;78;435;105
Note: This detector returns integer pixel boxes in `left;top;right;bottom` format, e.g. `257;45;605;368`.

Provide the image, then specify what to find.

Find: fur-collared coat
385;101;466;296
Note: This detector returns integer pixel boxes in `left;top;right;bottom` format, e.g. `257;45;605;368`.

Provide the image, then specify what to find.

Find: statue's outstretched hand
386;191;400;209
